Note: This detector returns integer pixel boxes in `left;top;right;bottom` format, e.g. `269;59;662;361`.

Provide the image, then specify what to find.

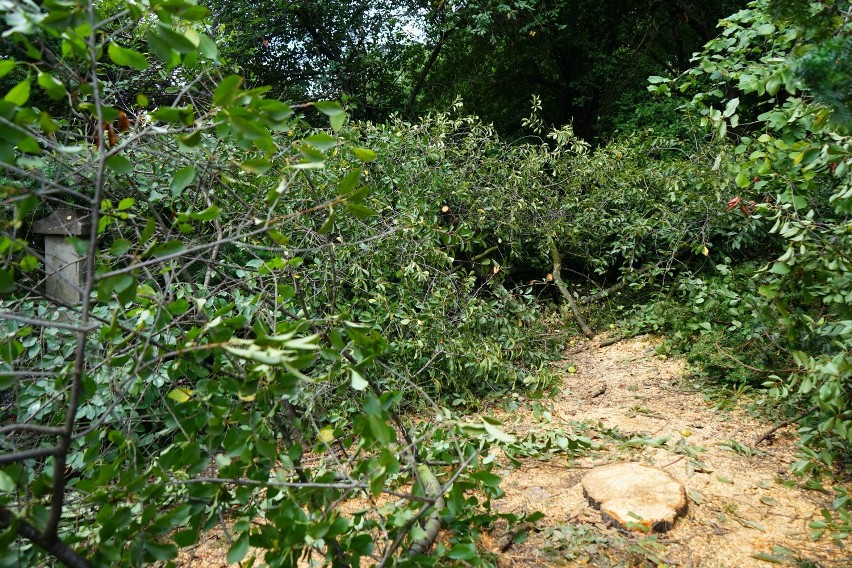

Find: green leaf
447;542;477;560
757;285;777;299
314;101;344;116
769;262;790;275
17;137;40;154
723;97;739;118
0;60;15;79
108;42;149;70
167;298;190;315
766;75;782;96
149;240;185;258
226;533;249;564
144;541;177;562
338;168;362;194
350;368;368;391
151;106;194;125
19;255;37;272
470;470;502;488
39;112;59;134
117;198;134;211
304;132;336;150
155;23;198;53
0;373;16;390
345;203;376;220
367;414;392;444
735;171;750;188
111;239;132;256
239;158;271;174
740;519;766;532
171;166;196;196
106;155;133;174
4;78;30;106
198;33;218;61
314;101;346;131
147;29;180;68
0;269;14;294
213;75;242;107
178;129;202;147
0;470;15;492
647;75;670;84
483;422;516;443
751;552;786;564
36;72;65;99
329;113;346;131
352;147;377;162
190;205;221;221
318;211;335;234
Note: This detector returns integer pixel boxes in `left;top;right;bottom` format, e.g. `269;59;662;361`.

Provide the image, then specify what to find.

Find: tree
0;2;522;565
406;0;746;138
202;0;745;139
204;0;429;121
651;0;851;469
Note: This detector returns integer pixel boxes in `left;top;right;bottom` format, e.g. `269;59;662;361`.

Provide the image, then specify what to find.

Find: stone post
32;208;91;304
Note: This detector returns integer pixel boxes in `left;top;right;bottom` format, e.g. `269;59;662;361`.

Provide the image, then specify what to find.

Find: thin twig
754;405;819;447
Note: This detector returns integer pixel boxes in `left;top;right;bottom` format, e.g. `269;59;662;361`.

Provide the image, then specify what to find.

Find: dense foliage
0;0;849;566
647;0;851;473
202;0;745;139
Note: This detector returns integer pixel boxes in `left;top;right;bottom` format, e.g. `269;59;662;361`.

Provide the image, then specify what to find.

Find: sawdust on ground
486;335;850;567
174;335;851;567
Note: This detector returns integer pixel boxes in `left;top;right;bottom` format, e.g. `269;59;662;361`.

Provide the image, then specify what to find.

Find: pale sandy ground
174;335;851;567
486;335;850;567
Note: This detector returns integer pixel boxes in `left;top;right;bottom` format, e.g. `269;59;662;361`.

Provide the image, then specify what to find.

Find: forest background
0;0;849;566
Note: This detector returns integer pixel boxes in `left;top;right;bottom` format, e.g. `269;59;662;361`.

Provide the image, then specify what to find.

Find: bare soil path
176;335;850;567
486;335;849;567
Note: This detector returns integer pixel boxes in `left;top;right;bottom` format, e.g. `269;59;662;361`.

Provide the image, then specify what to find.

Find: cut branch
407;463;447;556
547;235;594;338
0;508;92;568
754;405;820;447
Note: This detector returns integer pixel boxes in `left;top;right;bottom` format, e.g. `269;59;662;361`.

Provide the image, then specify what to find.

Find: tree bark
0;508;93;568
406;28;452;117
407;463;446;555
547;235;595;339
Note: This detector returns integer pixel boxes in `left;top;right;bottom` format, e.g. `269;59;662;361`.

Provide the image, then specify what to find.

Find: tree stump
581;462;687;532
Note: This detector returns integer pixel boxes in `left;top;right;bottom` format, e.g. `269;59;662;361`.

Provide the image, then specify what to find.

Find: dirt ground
175;335;851;567
485;335;850;567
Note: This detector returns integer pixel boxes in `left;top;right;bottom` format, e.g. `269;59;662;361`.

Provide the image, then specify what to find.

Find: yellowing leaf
318;426;335;444
167;387;193;403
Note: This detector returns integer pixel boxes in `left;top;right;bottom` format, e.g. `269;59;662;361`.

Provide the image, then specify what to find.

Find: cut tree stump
581;463;687;533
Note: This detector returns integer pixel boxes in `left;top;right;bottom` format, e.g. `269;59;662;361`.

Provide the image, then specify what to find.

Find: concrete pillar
32;208;91;304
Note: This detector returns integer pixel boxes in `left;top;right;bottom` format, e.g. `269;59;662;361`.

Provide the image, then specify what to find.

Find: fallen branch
408;463;446;555
715;343;799;374
588;384;607;399
0;508;92;568
496;521;535;553
547;235;594;339
754;405;820;447
599;335;627;348
578;262;657;305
